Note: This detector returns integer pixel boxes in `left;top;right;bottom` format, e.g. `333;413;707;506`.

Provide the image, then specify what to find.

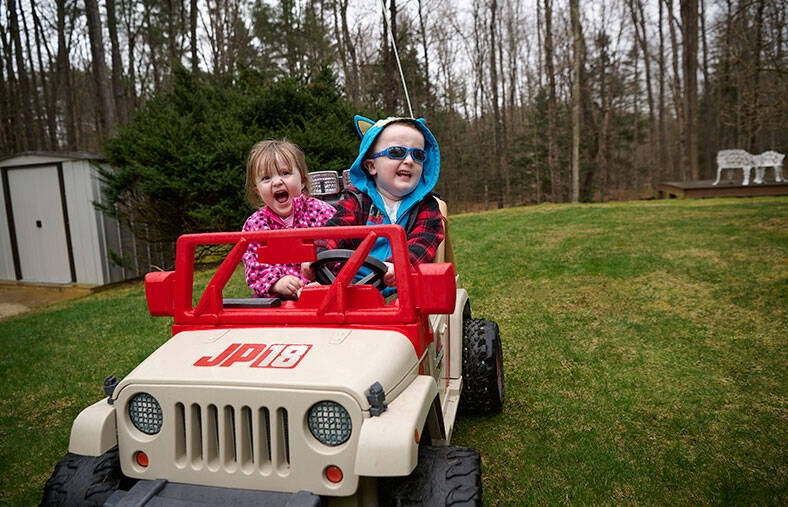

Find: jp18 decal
194;343;312;369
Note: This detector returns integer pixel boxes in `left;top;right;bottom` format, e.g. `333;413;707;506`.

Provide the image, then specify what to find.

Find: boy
302;115;443;292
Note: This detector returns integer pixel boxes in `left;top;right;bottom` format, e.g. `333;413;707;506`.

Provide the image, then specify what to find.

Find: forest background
1;0;786;243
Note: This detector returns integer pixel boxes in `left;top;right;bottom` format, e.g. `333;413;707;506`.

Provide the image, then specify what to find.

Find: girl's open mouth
274;190;290;203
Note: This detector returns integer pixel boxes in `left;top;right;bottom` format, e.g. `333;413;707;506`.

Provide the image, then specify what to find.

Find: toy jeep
42;222;504;506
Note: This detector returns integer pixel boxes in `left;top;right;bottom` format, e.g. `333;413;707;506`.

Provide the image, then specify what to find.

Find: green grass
1;197;786;505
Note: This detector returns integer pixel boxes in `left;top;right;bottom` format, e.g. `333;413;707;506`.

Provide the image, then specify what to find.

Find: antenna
379;0;414;118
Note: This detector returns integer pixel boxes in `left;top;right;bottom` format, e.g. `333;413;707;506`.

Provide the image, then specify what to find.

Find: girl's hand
383;262;395;287
296;282;320;299
301;262;315;280
271;275;304;299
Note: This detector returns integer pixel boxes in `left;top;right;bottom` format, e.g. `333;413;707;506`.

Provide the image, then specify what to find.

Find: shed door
7;166;72;282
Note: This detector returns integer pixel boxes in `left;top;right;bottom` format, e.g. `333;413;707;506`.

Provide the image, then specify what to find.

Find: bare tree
629;0;656;189
570;0;582;203
749;0;765;150
30;0;58;149
8;0;35;149
106;0;126;125
19;1;47;146
655;0;669;183
190;0;198;72
489;0;503;208
85;0;116;137
543;0;561;202
417;0;430;111
0;23;16;152
56;0;77;150
339;0;358;101
681;0;699;180
666;0;685;179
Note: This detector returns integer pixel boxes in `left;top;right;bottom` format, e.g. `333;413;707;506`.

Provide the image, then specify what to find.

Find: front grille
174;403;290;474
117;385;361;495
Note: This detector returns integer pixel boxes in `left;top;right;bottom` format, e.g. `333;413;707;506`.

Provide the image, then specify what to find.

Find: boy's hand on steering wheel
301;262;315;281
272;275;304;299
384;262;395;287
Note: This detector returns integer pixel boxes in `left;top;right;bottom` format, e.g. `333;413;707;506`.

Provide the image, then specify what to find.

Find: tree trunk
20;1;47;147
85;0;116;138
658;0;668;183
749;0;765;151
497;16;509;205
190;0;198;72
340;0;358;102
0;24;14;152
632;40;640;196
31;0;58;149
123;2;139;112
630;0;657;191
167;0;177;71
681;0;699;180
106;0;126;125
489;0;503;208
666;0;686;180
332;0;349;99
56;0;77;150
699;0;709;86
570;0;582;203
378;0;400;111
417;0;430;112
8;0;36;150
543;0;560;202
597;26;611;201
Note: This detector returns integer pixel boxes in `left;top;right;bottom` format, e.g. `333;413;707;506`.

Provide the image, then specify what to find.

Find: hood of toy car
114;327;420;410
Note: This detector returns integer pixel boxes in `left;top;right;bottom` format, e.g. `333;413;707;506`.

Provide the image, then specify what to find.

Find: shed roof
0;151;105;164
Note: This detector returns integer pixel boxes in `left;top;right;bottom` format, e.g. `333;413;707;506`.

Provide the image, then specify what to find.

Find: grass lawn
1;197;786;505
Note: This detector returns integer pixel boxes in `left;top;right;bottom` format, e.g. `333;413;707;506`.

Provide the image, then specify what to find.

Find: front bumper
105;479;321;507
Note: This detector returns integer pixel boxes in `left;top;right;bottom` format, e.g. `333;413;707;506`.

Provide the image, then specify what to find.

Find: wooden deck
657;179;788;199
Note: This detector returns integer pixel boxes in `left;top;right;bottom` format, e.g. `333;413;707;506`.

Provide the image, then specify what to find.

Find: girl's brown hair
245;139;311;207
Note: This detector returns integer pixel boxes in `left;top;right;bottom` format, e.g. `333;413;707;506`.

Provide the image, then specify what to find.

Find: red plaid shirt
319;191;444;266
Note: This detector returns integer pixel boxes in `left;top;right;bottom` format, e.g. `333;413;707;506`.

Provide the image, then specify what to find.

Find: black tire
458;318;505;414
41;446;123;506
379;446;482;506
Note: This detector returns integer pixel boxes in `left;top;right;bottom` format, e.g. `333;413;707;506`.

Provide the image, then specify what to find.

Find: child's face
363;124;424;201
256;157;304;218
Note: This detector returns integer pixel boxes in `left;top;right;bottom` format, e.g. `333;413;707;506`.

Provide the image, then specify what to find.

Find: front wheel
458;318;505;414
378;446;482;506
41;446;124;506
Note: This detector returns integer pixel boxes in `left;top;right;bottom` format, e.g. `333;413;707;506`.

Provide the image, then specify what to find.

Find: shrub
100;67;357;262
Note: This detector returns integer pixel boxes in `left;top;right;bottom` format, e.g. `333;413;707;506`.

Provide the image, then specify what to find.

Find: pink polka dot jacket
242;194;336;297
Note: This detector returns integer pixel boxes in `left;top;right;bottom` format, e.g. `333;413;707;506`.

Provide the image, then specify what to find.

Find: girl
242;139;336;299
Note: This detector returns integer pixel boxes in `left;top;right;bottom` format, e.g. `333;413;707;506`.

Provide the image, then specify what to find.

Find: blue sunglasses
369;146;427;163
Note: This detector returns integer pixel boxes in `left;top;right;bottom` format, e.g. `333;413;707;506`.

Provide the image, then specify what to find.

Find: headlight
128;393;163;435
308;401;352;446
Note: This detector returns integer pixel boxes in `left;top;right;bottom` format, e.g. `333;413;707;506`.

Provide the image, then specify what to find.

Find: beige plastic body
354;375;437;476
67;288;469;499
68;398;117;456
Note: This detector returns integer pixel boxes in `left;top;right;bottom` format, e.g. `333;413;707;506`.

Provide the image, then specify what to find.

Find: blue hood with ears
348;116;440;222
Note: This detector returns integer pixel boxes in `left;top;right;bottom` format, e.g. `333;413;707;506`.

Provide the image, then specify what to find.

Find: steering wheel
311;249;388;290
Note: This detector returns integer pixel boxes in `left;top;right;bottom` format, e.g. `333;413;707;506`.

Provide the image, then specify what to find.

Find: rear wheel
41;446;124;506
458;318;504;414
378;445;482;506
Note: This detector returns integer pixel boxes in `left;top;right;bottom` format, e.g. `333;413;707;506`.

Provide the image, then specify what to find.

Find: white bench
753;151;785;184
713;149;785;186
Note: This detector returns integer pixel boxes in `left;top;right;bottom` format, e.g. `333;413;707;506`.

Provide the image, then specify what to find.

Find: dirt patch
0;283;94;320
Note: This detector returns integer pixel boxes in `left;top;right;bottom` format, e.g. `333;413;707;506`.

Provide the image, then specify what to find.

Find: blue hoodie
348;116;441;270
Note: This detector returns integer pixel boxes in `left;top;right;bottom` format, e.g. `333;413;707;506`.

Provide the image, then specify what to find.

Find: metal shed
0;152;140;286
